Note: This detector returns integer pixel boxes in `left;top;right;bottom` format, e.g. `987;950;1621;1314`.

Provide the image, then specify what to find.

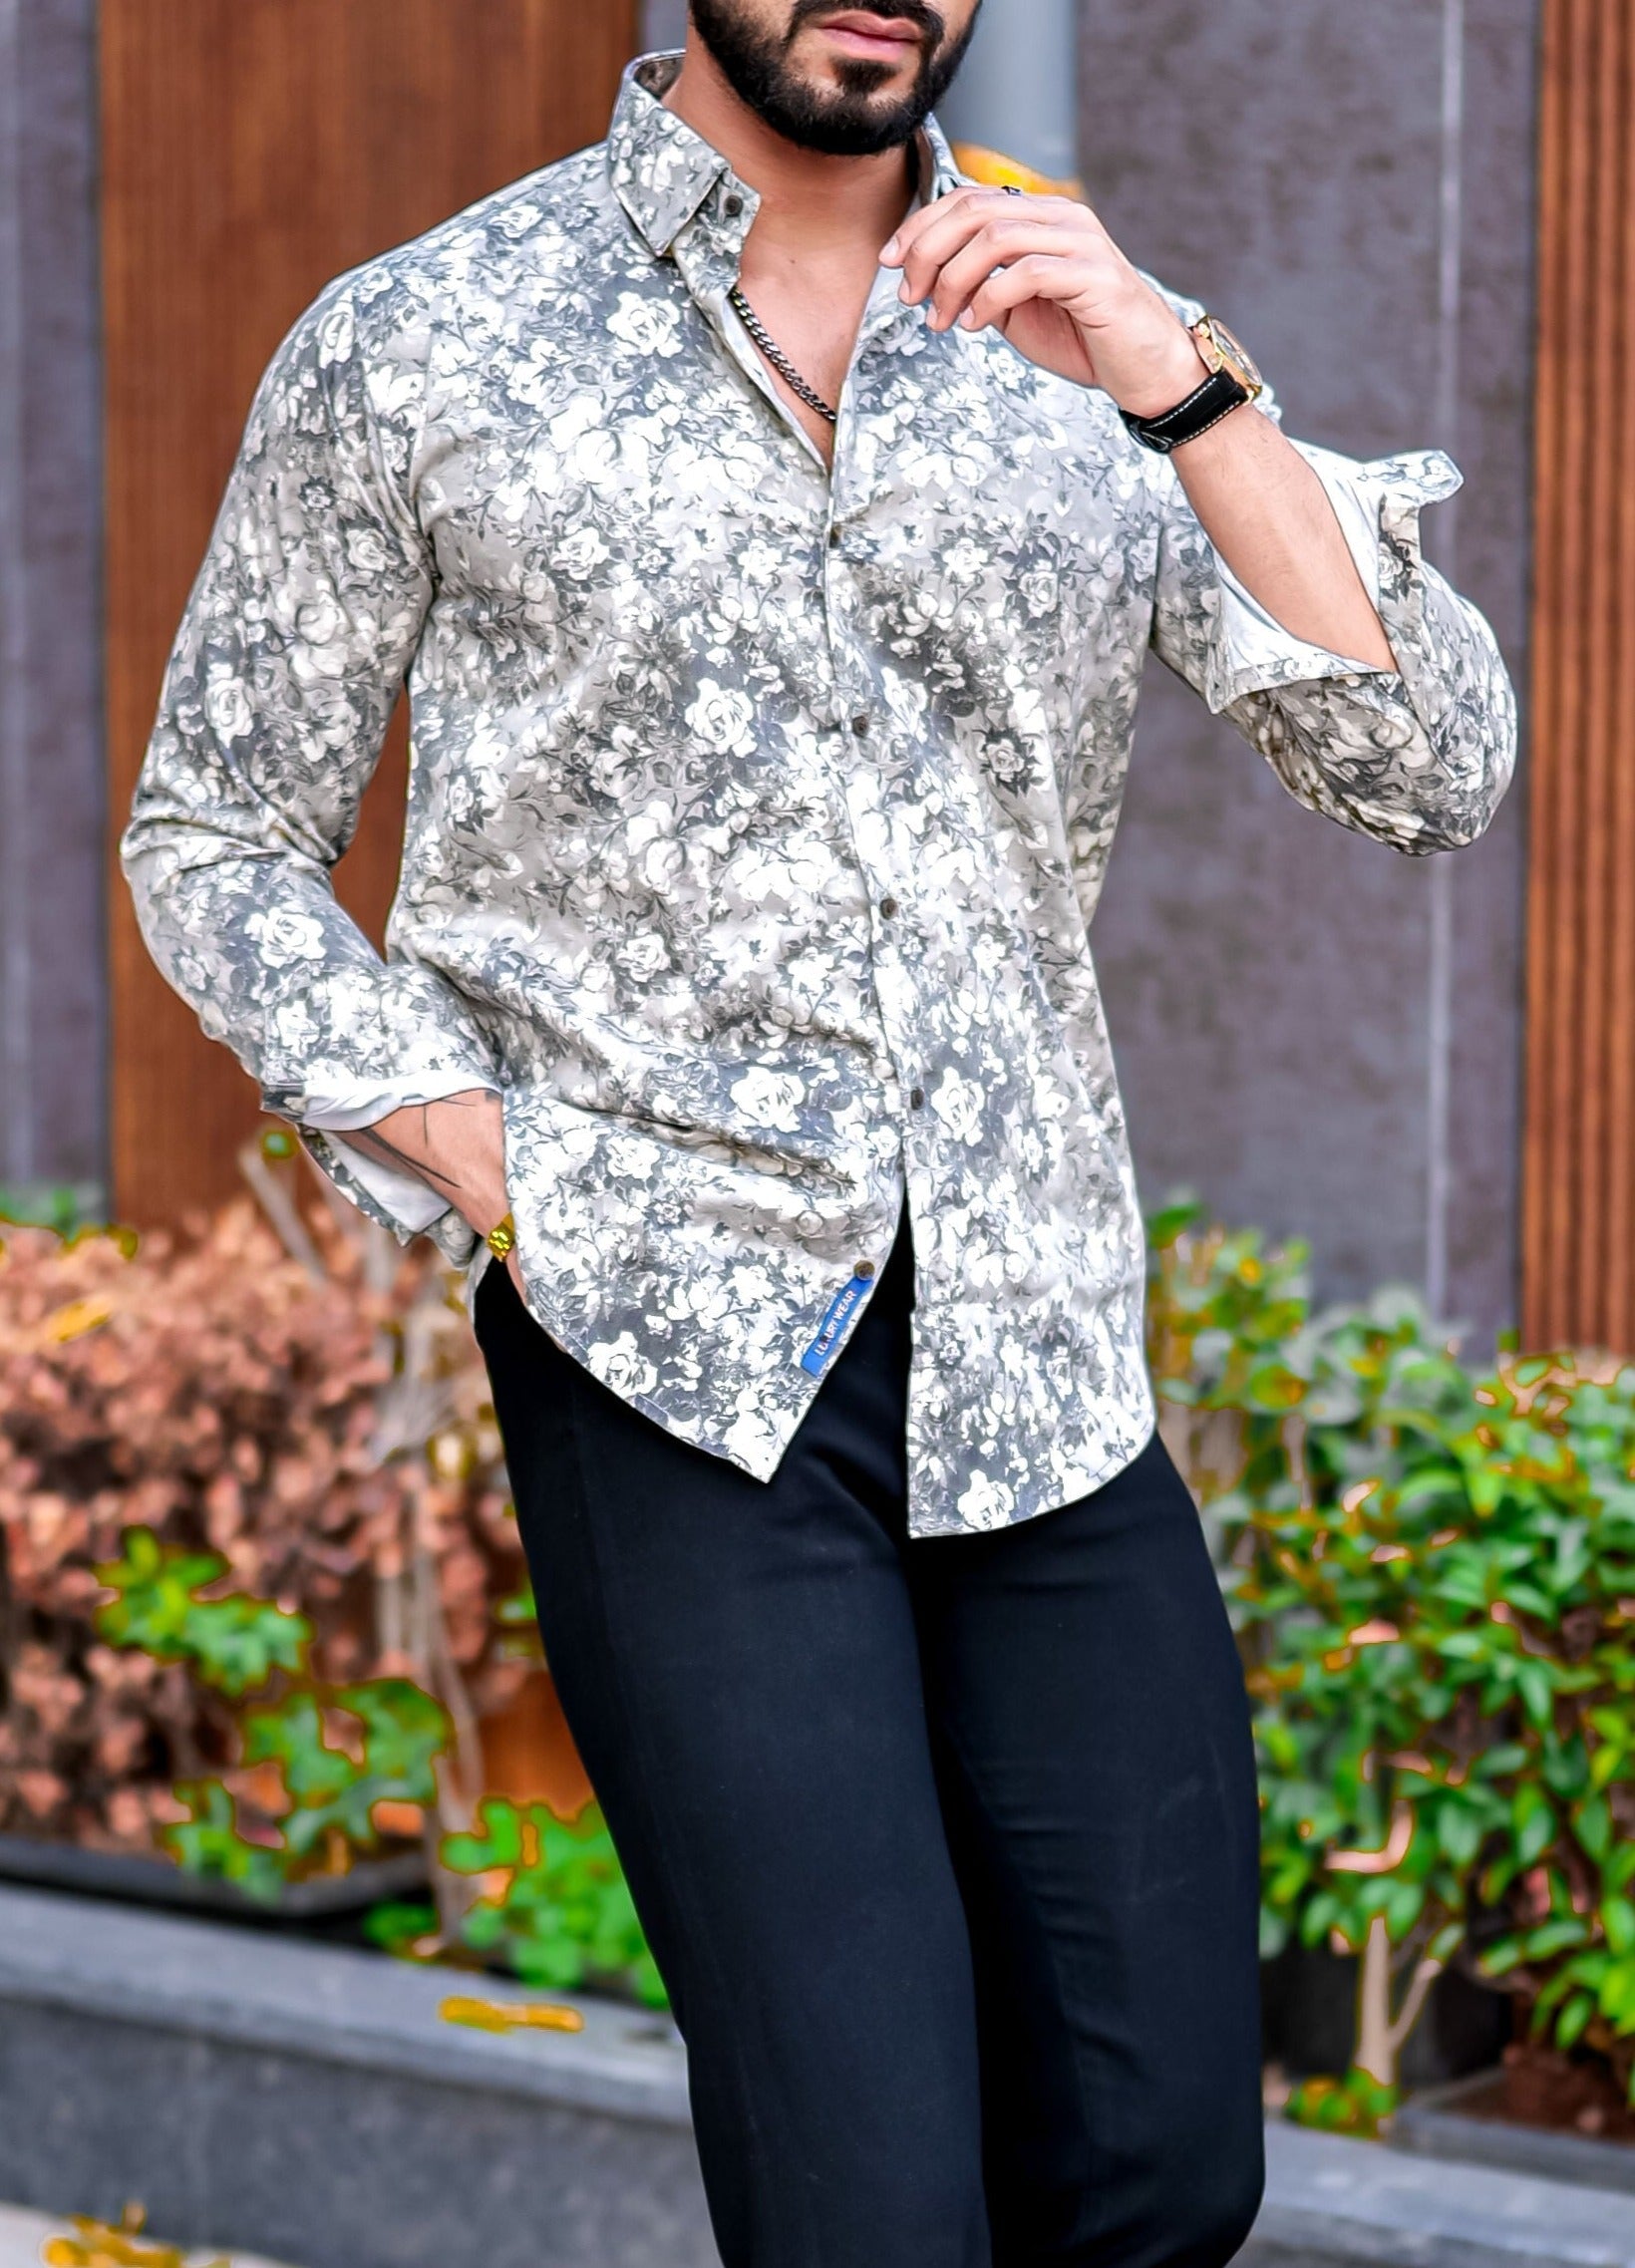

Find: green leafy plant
96;1528;666;2006
95;1523;310;1697
0;1183;102;1237
1147;1204;1635;2112
95;1527;448;1894
493;1574;545;1663
438;1795;668;2008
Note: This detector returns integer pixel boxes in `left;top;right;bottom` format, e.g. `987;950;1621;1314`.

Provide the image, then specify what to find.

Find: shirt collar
607;49;964;260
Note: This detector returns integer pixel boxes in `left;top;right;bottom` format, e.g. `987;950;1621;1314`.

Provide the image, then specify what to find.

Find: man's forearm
335;1089;510;1239
1171;400;1397;671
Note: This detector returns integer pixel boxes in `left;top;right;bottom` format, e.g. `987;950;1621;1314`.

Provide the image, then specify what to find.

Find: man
123;4;1516;2261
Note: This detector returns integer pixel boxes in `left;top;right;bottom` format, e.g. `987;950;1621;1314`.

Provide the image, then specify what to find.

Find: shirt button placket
832;698;921;1162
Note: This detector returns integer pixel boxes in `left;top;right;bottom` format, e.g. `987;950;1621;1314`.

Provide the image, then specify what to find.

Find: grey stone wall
1077;0;1537;1331
0;0;105;1208
938;0;1079;183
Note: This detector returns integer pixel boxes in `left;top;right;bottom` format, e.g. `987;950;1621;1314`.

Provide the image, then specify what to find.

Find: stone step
1257;2121;1635;2268
1;1883;1631;2268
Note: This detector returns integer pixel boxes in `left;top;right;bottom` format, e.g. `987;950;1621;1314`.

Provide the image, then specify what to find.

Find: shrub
93;1526;666;2006
0;1141;524;1854
434;1795;667;2007
95;1523;448;1897
1148;1204;1635;2115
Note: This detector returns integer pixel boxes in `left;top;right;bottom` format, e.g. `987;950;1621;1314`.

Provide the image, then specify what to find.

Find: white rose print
119;56;1517;1537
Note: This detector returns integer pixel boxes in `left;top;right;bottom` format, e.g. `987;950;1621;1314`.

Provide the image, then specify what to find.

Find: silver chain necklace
728;284;839;428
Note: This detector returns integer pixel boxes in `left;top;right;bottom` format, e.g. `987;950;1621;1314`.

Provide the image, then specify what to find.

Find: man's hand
880;186;1396;672
880;187;1207;414
336;1090;526;1300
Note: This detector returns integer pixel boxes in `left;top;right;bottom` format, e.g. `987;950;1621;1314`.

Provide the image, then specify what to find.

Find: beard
688;0;981;158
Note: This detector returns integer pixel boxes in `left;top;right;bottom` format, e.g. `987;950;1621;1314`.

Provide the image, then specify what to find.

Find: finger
919;219;1107;333
960;254;1101;335
883;182;1090;266
880;181;996;268
889;186;1044;296
898;199;1108;320
893;195;1011;302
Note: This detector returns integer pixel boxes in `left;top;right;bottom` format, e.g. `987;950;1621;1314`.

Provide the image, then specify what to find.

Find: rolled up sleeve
1147;393;1518;857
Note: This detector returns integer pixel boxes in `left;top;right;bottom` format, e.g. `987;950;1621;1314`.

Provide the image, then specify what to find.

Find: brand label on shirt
800;1273;874;1379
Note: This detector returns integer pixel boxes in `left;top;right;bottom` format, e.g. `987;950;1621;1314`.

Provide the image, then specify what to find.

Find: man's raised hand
880;185;1208;419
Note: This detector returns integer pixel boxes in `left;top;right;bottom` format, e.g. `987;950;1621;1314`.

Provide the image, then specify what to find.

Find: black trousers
474;1215;1264;2268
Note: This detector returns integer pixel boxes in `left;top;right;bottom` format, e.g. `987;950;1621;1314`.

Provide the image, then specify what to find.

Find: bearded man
123;5;1516;2262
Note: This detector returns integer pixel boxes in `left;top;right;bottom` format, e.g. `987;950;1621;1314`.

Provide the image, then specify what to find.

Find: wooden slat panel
105;0;639;1224
1523;0;1635;1350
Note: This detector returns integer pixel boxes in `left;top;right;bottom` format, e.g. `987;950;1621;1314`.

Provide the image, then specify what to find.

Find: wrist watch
1121;314;1266;455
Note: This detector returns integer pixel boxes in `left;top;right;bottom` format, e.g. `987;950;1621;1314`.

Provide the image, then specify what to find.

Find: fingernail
959;307;979;329
880;235;900;263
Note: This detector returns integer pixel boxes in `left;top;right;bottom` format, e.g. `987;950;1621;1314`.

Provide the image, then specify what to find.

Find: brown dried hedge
0;1182;525;1852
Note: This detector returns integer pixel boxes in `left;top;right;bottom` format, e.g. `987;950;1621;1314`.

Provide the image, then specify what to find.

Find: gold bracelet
486;1211;517;1260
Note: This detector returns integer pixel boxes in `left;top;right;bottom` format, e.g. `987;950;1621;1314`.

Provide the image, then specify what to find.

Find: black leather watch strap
1121;367;1251;455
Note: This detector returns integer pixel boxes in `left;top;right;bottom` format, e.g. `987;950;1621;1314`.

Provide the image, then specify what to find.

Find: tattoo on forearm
340;1123;464;1198
331;1091;497;1204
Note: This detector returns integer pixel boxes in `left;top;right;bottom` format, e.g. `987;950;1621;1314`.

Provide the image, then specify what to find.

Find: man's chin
688;0;960;160
780;107;923;157
765;77;924;155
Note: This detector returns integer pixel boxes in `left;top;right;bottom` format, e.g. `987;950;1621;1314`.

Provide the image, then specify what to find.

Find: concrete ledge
1391;2077;1635;2199
0;1828;429;1923
5;1885;1635;2268
0;1884;714;2268
1260;2122;1635;2268
0;1880;690;2127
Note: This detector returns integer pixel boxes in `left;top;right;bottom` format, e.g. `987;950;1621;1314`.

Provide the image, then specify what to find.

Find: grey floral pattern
121;53;1517;1536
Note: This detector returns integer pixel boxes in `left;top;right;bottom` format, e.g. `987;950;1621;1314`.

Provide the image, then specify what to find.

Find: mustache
786;0;948;47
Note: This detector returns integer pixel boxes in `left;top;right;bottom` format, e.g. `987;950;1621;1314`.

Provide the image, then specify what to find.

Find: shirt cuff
322;1133;456;1235
295;1071;498;1236
288;1125;483;1257
1200;443;1463;713
256;961;499;1125
256;959;500;1248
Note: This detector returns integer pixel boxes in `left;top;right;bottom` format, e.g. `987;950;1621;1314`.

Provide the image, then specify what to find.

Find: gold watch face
1191;315;1265;399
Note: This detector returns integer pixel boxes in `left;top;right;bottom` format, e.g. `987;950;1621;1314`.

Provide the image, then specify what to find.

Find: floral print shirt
122;53;1517;1536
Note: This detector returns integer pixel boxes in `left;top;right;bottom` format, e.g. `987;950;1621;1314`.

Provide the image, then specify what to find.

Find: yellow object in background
951;143;1085;201
440;1992;586;2036
41;2203;228;2267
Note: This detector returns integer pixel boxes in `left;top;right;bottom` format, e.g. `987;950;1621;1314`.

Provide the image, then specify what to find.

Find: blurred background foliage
1149;1204;1635;2126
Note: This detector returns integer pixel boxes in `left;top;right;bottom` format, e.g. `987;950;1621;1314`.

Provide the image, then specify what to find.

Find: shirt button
909;1086;926;1111
879;895;899;919
724;193;744;218
855;1260;877;1281
851;714;871;738
828;526;844;550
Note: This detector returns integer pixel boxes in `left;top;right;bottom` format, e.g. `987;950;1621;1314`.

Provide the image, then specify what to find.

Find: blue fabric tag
800;1273;873;1378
